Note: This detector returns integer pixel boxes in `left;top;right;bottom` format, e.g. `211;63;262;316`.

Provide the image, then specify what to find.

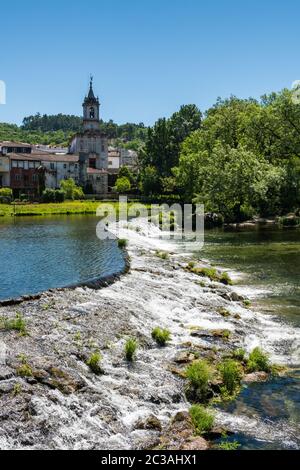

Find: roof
0;141;32;148
87;167;108;175
8;153;79;163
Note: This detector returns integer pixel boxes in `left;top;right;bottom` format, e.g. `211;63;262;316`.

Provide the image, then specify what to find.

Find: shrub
189;405;214;435
247;347;271;373
118;239;128;249
115;176;131;194
152;327;171;346
17;363;33;377
60;178;84;200
218;359;242;395
125;338;138;362
42;188;65;203
186;360;212;401
1;312;27;335
86;351;103;375
0;187;12;198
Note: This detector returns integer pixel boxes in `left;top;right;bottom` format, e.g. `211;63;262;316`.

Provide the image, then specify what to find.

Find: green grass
0;312;27;336
189;405;214;435
187;266;233;285
232;348;246;362
0;201;146;218
151;327;171;346
247;347;271;373
218;359;242;395
155;251;169;260
186;360;212;402
125;338;138;362
86;351;103;375
217;308;231;318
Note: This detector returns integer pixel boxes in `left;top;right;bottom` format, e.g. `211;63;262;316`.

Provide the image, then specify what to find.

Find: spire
88;75;95;99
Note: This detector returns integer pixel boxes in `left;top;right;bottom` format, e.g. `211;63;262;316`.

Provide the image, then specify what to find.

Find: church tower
82;76;100;130
69;77;109;194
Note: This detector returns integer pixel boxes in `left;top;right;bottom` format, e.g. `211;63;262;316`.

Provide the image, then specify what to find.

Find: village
0;79;137;198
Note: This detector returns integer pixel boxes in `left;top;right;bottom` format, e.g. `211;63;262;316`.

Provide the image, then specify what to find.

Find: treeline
21;113;148;142
139;90;300;221
0;122;73;147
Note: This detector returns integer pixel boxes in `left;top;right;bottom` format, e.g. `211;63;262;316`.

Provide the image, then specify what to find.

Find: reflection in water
0;216;125;300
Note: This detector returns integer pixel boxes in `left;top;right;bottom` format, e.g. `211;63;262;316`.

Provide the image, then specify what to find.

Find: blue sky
0;0;299;126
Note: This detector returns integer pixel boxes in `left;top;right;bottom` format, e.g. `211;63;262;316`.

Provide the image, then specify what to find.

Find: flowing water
0;216;125;300
0;217;299;450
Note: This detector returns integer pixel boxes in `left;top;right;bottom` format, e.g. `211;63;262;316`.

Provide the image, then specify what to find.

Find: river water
0;216;299;449
0;216;125;301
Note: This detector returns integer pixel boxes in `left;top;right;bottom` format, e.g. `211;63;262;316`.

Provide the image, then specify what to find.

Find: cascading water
0;218;299;450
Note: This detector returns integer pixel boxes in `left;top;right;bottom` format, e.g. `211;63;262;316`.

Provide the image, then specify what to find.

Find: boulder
243;372;269;383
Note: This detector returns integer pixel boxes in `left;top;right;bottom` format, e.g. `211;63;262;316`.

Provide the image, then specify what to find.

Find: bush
280;216;300;227
0;187;12;203
152;327;171;346
125;338;138;362
186;360;212;401
189;405;214;435
115;176;131;194
86;351;103;375
118;239;128;249
218;359;242;395
60;178;84;200
247;347;271;373
42;188;66;203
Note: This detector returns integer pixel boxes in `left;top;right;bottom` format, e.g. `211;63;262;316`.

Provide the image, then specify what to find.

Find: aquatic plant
247;347;271;373
218;308;231;318
118;239;128;249
217;440;241;450
155;251;169;260
186;360;212;401
218;359;242;395
152;327;171;346
125;338;138;362
189;405;214;435
86;351;103;375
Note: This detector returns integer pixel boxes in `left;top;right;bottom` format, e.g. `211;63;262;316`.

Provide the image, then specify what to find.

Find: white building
120;148;138;168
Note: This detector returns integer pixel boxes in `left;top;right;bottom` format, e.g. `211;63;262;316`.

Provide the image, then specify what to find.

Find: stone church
69;77;108;193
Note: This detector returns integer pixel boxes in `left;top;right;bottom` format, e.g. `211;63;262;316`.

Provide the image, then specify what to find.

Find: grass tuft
189;405;214;435
152;327;171;346
86;351;103;375
186;360;212;402
125;338;138;362
247;347;271;373
218;359;242;395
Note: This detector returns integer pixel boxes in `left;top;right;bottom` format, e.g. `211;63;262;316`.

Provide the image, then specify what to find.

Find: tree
60;179;84;200
115;177;131;194
139;166;161;196
176;136;285;221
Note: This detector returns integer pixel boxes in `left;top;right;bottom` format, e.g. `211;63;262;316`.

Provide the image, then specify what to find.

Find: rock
174;351;196;364
180;437;209;451
205;426;234;440
135;415;162;432
32;366;85;395
157;411;208;451
0;366;14;381
243;372;269;383
191;329;231;340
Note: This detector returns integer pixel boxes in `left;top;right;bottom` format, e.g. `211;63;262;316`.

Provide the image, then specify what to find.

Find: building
69;77;108;193
108;148;120;170
120;148;138;168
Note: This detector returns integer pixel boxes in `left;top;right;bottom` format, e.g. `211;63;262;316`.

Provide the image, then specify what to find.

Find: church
69;77;109;194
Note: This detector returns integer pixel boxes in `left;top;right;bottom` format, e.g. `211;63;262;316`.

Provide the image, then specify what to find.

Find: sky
0;0;299;126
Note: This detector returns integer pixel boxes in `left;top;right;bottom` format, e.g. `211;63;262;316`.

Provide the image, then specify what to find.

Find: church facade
69;78;109;194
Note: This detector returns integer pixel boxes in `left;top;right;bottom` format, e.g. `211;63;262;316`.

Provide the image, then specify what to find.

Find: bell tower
82;76;100;130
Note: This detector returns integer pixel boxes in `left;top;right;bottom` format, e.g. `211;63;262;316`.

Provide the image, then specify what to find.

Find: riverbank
0;201;120;217
0;220;298;450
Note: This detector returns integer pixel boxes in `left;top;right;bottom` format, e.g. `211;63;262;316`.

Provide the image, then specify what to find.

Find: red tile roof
8;153;79;163
87;167;108;174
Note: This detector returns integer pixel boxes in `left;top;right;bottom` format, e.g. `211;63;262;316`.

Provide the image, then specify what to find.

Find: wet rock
135;415;162;432
191;329;232;340
157;411;208;451
243;372;269;383
205;426;234;440
174;351;197;364
180;437;209;451
32;366;85;395
0;366;14;381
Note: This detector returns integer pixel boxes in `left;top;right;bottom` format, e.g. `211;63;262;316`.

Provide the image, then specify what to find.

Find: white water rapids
0;218;299;450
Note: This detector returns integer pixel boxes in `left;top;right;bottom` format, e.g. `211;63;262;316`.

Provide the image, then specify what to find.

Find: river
0;216;299;450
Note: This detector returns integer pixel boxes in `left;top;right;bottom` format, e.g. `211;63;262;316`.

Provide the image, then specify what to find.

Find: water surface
0;216;125;300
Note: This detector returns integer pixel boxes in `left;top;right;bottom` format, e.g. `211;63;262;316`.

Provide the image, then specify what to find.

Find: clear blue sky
0;0;299;126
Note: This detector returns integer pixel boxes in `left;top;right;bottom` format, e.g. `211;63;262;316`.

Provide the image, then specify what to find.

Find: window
29;161;34;169
64;164;67;169
12;161;18;168
18;161;24;168
75;164;78;169
50;163;55;170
